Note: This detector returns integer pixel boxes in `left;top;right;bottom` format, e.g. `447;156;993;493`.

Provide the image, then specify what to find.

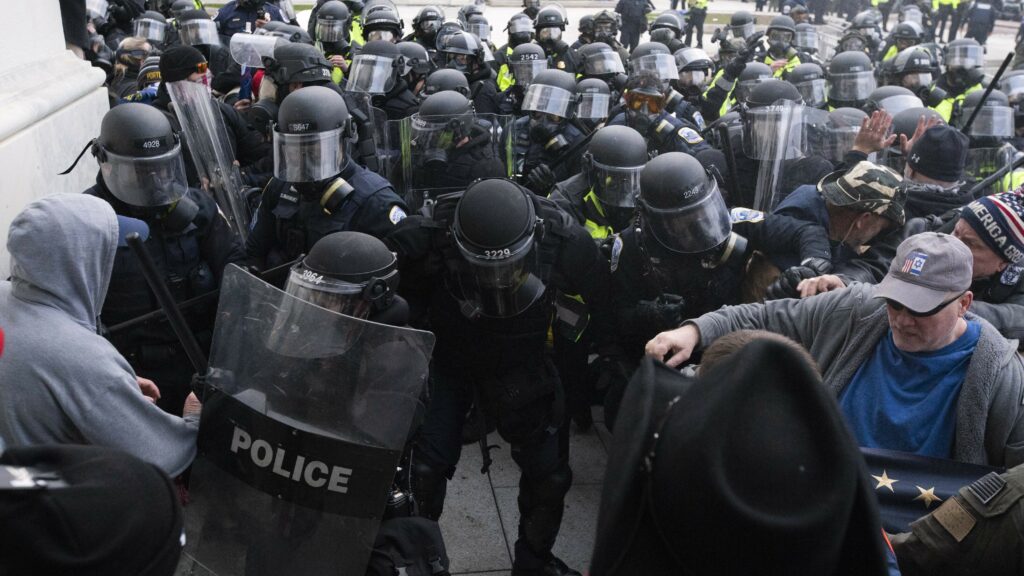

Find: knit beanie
159;44;207;83
960;189;1024;264
906;124;969;183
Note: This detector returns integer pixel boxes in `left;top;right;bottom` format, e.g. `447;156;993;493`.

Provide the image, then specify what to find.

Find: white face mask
258;76;278;103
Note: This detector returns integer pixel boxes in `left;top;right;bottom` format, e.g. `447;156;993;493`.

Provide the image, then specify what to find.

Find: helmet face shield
180;19;220;46
767;29;793;45
410;115;462;159
900;71;932;90
419;19;441;34
828;71;877;102
795;28;818;51
795;78;827;107
537;27;562;42
285;264;378;320
316;18;348;42
594;20;616;37
508;18;534;34
640;175;731;254
946;44;984;69
451;226;544;318
100;145;187;207
468;22;491;41
134;18;167;43
678;69;708;88
511;59;548;86
345;54;397;94
962;106;1014;138
577;92;611;119
633;53;677;81
875;94;923;118
273;127;345;182
1001;75;1024;104
584;51;625;76
731;21;755;39
522;84;574;118
366;29;397;42
590;158;642;208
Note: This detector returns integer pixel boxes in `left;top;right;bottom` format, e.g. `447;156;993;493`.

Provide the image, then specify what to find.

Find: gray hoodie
0;194;197;476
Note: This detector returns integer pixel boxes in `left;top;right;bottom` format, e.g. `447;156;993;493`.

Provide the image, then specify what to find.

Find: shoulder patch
389;205;407;224
730;207;765;223
1001;264;1022;287
610;234;624;273
678;126;704;145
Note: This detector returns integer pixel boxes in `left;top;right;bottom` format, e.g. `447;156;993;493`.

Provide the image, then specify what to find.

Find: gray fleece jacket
691;282;1024;467
0;195;197;476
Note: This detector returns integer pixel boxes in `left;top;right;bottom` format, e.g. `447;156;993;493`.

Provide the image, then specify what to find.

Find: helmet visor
824;123;860;163
674;48;710;70
410;115;461;155
900;71;933;90
946;44;984;69
508;18;534;34
963;106;1015;137
468;22;491;41
229;33;281;68
875;94;923;117
180;19;220;46
828;71;876;101
1001;75;1024;104
768;29;794;44
451;228;544;318
591;159;642;207
522;84;574;118
273;127;345;182
316;18;348;42
730;21;755;39
133;18;167;43
538;27;562;41
633;53;677;81
284;263;376;320
678;69;708;88
594;20;617;36
345;54;396;94
100;146;187;207
366;29;397;42
584;51;625;75
511;59;548;86
577;92;611;119
735;76;770;103
640;175;731;254
792;78;825;107
794;29;818;51
742;104;807;159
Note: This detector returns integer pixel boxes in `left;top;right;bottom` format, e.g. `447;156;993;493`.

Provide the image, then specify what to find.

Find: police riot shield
344;90;394;180
745;101;830;211
965;144;1017;197
177;266;434;576
390;113;514;210
167;81;253;242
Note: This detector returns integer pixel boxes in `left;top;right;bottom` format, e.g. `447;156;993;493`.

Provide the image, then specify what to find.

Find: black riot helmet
827;50;876;108
851;10;882;44
362;4;404;42
864;85;922;117
177;9;220;47
93;103;186;208
413;5;444;43
673;47;713;94
266;42;334;90
315;0;351;44
535;5;567;45
510;42;548;87
890;21;924;51
578;42;625;78
794;22;818;53
269;24;314;45
523;69;578;120
584;125;648;208
422;68;471;97
435;21;466;51
578;14;595;40
440;30;485;75
734;61;773;104
506;13;535;47
729;11;756;40
169;0;195;18
766;15;796;56
133;11;168;44
577;77;611;121
284;231;401;321
273;85;353;183
457;3;484;28
629;42;677;88
342;0;364;15
944;38;985;92
638;151;731;255
892;106;944;140
412;91;475;168
592;9;620;43
716;37;745;67
745;79;802;108
467;14;493;43
887;46;936;90
346;40;404;94
397;41;435;86
651;12;685;39
960;89;1014;141
788;62;827;108
451;178;546;318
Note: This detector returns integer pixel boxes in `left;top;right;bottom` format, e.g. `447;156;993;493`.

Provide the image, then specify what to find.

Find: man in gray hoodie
0;194;198;477
646;232;1024;468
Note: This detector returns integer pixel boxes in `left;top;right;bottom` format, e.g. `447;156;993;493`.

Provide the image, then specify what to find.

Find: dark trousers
621;23;644;51
878;1;892;29
935;4;955;40
685;8;706;47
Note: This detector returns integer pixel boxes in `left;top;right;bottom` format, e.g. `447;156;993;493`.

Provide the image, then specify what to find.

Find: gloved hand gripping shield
178;265;434;576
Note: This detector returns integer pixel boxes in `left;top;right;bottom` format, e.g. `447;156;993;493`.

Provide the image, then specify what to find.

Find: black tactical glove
526;164;558;196
723;52;748;80
635;293;687;332
744;31;765;50
764;258;832;300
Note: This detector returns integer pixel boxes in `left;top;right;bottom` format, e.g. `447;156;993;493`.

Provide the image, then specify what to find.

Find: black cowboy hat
591;340;889;575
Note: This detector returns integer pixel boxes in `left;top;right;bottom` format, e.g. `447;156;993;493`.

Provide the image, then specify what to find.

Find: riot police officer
406;5;444;52
576;42;627;101
422;67;472;98
788;62;828;108
245;86;408;269
535;5;577;74
827;50;877;110
572;14;595;50
213;0;285;43
879;21;925;62
609;70;712;157
499;42;549;116
361;3;403;43
670;47;714;129
346;40;419;119
513;69;587;195
439;30;500;114
757;15;802;78
84;103;244;415
176;9;232;83
576;78;613;130
935;38;986;120
397;41;435;98
885;47;948;114
385;177;612;576
495;13;536;92
592;9;630;63
313;0;355;85
649;12;686;54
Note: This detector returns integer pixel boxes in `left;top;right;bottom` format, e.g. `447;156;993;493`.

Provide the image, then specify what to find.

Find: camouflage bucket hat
818;161;907;226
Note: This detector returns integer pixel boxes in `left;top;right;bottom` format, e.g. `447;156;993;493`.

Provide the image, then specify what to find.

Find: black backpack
365;517;451;576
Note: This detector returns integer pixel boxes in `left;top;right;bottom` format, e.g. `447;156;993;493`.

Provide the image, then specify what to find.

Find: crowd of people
3;0;1024;573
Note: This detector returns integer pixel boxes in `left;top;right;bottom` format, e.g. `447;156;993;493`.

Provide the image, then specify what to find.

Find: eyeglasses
885;290;966;317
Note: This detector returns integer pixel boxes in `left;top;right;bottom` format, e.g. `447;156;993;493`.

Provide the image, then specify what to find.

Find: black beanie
159;44;207;83
906;124;969;183
0;445;184;576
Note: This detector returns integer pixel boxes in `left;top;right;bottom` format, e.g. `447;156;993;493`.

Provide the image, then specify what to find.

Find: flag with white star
861;448;1002;533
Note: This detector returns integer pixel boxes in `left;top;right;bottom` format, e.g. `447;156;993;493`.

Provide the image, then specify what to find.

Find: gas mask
528;112;565;145
768;30;793;58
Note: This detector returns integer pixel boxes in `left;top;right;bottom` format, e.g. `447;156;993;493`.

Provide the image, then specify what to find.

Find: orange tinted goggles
624;91;665;114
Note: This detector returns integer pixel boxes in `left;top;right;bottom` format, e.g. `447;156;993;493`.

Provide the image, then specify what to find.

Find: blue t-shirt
839;321;982;459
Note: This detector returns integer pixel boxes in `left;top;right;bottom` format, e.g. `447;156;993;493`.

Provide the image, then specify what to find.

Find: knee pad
410;456;450;521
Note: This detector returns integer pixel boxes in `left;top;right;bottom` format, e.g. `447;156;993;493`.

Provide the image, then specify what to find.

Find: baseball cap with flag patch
960;189;1024;265
818;161;907;226
874;232;973;313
